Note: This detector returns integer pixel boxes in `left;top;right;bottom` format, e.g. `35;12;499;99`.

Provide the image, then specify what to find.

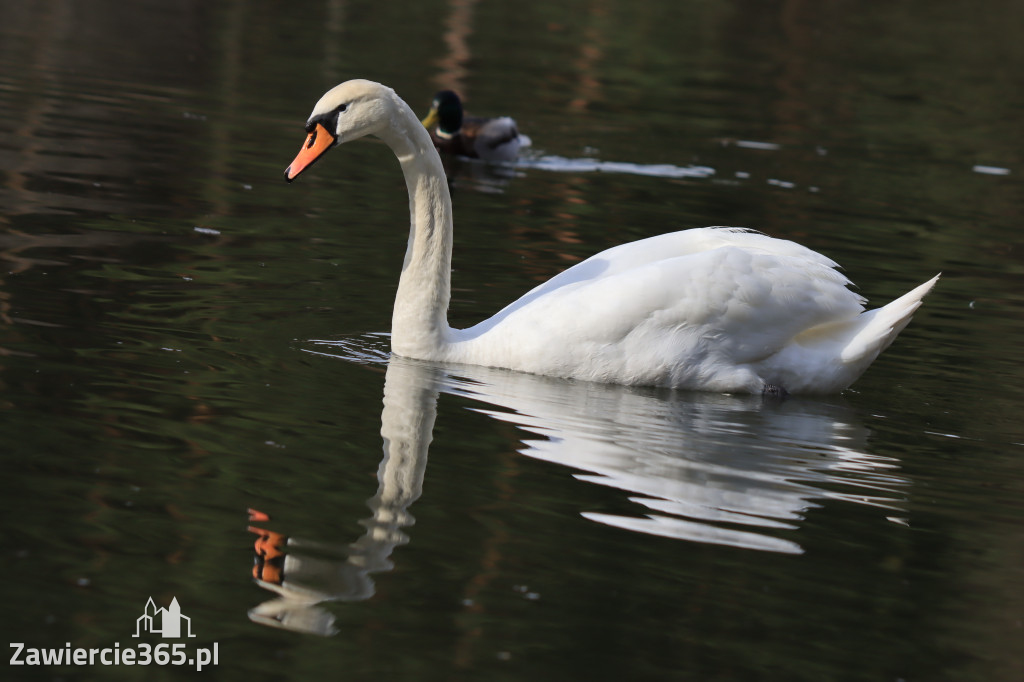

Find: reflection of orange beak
247;508;270;522
284;122;336;182
250;525;288;584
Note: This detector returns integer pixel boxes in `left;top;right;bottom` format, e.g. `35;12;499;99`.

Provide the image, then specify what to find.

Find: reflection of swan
249;349;909;634
420;90;528;162
284;79;938;394
247;357;438;635
410;356;907;555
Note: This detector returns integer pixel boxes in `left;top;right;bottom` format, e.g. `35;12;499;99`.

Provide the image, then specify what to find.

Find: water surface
2;1;1023;680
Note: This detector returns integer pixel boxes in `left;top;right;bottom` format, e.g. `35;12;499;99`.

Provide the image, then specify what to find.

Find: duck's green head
421;90;464;136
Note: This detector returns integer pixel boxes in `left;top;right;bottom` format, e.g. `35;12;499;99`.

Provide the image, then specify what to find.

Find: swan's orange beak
284;122;336;182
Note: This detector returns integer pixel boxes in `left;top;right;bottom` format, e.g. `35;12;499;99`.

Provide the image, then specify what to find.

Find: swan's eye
336;103;349;114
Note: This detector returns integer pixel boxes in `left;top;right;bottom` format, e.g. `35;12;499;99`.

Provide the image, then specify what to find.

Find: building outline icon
133;597;196;638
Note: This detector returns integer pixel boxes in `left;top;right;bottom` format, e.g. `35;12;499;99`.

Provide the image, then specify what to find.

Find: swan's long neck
375;94;454;358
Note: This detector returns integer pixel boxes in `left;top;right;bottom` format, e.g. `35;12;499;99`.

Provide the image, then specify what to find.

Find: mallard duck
420;90;526;162
284;80;939;395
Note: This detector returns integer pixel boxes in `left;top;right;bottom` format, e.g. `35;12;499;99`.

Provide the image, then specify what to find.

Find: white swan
285;80;938;395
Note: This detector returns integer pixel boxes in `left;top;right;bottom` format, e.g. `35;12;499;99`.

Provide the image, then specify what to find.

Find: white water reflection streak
515;154;715;179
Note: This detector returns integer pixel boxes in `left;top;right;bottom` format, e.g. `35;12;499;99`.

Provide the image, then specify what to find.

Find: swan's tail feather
840;274;940;364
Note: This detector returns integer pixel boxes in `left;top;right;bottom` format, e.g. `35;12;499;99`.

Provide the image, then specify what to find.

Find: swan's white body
286;80;938;394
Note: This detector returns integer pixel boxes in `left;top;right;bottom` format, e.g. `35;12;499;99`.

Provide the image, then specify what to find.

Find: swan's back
505;227;850;303
445;227;935;393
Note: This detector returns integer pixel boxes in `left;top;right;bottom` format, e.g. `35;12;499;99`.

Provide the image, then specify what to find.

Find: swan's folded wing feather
457;229;866;376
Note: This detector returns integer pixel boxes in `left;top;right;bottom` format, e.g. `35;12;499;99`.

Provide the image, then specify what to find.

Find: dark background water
1;1;1023;680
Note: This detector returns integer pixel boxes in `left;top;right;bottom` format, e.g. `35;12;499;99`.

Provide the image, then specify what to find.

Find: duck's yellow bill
284;122;335;182
421;108;439;130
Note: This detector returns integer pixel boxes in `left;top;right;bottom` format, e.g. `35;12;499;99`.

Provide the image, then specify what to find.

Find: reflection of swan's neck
247;360;440;636
367;361;436;543
376;103;455;359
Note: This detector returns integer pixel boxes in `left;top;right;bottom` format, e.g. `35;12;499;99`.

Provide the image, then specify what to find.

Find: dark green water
2;1;1023;680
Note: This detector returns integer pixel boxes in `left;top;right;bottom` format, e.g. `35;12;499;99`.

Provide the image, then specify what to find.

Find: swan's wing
460;228;864;367
487;228;857;328
514;228;846;296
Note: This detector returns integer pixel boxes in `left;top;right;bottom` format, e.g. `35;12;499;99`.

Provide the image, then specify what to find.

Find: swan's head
285;79;398;182
420;90;464;137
